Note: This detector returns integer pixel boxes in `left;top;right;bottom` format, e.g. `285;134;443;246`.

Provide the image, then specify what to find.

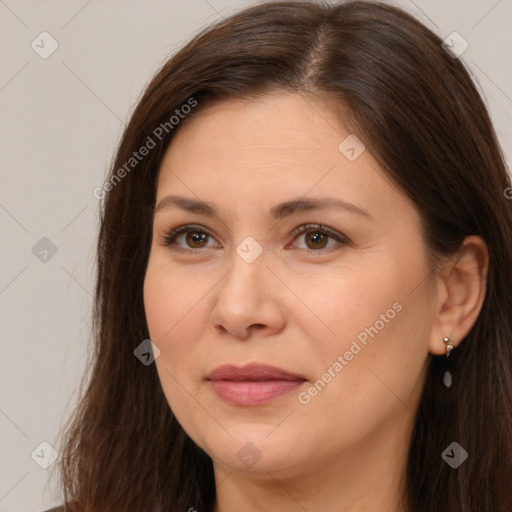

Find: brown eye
162;224;217;251
289;224;349;254
162;223;349;255
183;231;209;249
304;231;330;250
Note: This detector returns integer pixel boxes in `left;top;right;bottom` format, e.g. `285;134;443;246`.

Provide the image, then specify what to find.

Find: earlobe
428;235;489;356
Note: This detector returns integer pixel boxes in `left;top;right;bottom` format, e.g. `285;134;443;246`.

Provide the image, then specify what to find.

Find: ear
428;235;489;356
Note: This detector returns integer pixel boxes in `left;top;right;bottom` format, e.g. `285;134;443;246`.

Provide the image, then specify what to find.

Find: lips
206;363;307;406
207;363;306;382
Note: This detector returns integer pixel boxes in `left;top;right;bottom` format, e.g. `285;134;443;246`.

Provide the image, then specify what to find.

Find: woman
51;1;512;511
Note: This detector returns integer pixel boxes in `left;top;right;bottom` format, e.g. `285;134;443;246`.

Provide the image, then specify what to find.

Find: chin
198;425;306;474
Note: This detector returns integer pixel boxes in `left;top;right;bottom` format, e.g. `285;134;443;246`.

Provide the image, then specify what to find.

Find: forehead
155;92;417;226
168;92;347;157
158;93;354;188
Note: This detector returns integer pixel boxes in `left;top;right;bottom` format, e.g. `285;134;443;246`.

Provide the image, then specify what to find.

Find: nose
209;247;286;339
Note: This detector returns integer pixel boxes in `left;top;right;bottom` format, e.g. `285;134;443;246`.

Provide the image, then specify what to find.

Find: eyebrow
154;195;375;221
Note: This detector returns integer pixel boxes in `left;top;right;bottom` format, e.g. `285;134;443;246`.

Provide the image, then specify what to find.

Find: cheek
295;262;403;356
297;255;431;405
143;258;204;342
143;258;215;384
143;263;207;429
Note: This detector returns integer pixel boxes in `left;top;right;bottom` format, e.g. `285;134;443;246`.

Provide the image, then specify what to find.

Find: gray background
1;1;510;511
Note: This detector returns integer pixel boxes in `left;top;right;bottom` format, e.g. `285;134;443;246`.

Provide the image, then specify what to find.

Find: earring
442;336;455;388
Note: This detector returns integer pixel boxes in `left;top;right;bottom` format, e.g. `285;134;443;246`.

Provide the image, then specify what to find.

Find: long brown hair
54;1;512;511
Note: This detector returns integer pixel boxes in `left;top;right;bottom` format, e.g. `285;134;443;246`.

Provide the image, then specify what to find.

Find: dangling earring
442;336;455;388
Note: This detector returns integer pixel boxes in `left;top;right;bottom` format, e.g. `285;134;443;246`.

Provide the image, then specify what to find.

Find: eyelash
160;223;350;255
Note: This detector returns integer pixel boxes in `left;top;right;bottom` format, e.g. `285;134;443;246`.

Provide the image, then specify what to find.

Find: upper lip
206;363;307;382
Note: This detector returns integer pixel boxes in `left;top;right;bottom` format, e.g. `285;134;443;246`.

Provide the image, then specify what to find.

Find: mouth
206;363;308;406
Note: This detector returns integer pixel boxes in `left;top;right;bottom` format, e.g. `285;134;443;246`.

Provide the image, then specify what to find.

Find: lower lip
209;379;306;406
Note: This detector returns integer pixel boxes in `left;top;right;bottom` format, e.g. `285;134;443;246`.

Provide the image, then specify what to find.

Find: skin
143;91;488;512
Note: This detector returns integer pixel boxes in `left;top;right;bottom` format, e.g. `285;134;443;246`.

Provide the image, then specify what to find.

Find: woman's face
144;92;436;477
